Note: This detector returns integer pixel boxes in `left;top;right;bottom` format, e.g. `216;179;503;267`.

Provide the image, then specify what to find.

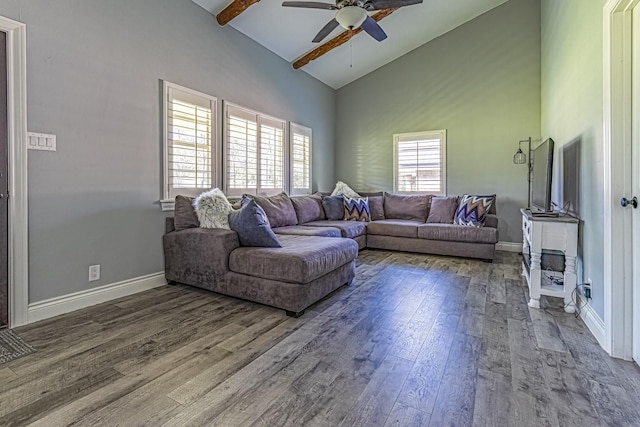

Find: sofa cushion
303;220;366;238
426;196;459;224
368;195;385;221
244;192;298;228
485;215;498;229
366;219;422;238
291;194;325;224
330;181;360;198
343;196;371;222
272;225;342;238
453;194;495;227
228;199;281;248
358;191;384;197
384;193;432;222
417;223;498;244
229;235;358;284
194;188;234;229
322;195;344;220
174;195;200;231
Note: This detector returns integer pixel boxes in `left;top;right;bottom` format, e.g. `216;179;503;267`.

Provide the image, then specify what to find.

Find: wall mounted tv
531;138;555;213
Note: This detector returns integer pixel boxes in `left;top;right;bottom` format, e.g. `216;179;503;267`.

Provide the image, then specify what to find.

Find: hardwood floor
2;250;640;426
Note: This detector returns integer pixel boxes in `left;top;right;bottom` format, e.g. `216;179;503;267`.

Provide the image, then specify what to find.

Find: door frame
0;16;27;328
604;0;639;359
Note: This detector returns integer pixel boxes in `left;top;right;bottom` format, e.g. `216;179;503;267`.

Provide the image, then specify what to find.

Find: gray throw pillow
174;195;200;231
368;195;385;221
426;196;459;224
242;192;298;228
228;199;281;247
384;193;432;222
291;194;324;224
322;195;344;220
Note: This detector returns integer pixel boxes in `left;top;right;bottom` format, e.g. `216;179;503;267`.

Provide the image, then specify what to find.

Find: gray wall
0;0;336;302
334;0;541;244
541;0;606;318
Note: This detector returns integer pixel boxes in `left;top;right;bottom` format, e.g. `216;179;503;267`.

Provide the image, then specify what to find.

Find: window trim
161;81;219;211
289;122;312;196
393;130;447;196
223;101;289;197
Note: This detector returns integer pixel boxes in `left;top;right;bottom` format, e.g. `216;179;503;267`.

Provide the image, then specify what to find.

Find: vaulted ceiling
192;0;509;89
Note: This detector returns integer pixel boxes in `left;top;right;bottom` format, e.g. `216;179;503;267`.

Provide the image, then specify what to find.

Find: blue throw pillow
322;195;344;220
228;199;282;247
454;195;495;227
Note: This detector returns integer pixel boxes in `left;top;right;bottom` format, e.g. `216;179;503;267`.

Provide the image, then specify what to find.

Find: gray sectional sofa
163;191;498;316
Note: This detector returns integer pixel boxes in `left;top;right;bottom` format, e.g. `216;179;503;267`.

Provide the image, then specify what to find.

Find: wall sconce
514;137;532;208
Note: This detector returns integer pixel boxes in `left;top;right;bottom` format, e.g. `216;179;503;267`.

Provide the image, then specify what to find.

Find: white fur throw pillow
330;181;360;198
193;188;233;229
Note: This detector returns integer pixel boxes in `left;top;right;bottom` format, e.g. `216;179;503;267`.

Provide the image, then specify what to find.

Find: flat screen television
531;138;555;213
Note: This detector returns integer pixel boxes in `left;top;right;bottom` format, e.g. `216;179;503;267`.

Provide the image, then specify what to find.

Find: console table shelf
521;208;579;313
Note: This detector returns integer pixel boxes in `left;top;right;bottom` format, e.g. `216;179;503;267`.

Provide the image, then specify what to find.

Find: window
393;130;447;195
224;103;287;197
290;123;312;195
162;81;217;204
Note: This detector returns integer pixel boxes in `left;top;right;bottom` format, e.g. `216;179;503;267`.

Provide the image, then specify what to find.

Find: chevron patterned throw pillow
453;194;495;227
343;196;371;222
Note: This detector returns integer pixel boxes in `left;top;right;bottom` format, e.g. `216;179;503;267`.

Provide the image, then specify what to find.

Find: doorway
0;30;6;329
0;15;27;328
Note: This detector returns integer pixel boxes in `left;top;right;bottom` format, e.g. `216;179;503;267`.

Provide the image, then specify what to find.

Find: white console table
521;208;579;313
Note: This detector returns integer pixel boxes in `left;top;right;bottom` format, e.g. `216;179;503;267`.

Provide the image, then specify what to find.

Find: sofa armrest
485;214;498;229
163;228;240;287
166;217;176;234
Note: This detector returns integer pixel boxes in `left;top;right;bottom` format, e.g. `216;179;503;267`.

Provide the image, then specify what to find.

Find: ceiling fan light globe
336;6;367;30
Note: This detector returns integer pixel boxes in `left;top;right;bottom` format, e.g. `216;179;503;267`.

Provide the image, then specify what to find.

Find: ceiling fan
282;0;423;43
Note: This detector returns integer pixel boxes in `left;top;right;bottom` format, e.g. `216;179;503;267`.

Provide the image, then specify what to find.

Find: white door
632;5;640;363
0;30;6;329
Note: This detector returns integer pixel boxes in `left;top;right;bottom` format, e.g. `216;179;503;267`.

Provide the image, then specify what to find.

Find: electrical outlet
584;278;592;300
89;264;100;282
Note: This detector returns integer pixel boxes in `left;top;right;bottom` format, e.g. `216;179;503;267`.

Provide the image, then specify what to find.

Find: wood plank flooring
2;250;640;426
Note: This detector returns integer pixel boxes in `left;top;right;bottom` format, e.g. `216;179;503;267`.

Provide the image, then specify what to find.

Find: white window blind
393;130;447;195
163;82;217;200
225;103;286;197
290;123;312;195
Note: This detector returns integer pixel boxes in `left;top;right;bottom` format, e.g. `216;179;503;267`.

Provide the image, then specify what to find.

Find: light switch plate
27;132;56;151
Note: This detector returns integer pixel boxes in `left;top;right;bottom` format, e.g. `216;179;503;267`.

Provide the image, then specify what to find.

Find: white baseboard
576;295;606;349
496;241;522;253
28;272;167;324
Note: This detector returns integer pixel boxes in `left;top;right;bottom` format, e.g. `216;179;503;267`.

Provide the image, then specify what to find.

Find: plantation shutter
259;116;285;194
165;84;216;199
394;130;446;195
225;104;286;196
290;123;312;195
226;105;258;195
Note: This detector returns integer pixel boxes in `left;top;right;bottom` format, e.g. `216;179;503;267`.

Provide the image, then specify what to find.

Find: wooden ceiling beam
292;8;397;70
216;0;261;26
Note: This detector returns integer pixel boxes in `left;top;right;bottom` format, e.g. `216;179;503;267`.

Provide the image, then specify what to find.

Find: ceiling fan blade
312;18;340;43
282;1;337;10
361;15;387;41
293;9;396;69
366;0;422;11
217;0;261;25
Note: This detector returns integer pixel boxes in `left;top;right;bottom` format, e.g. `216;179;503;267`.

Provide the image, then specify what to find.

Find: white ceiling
192;0;509;89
